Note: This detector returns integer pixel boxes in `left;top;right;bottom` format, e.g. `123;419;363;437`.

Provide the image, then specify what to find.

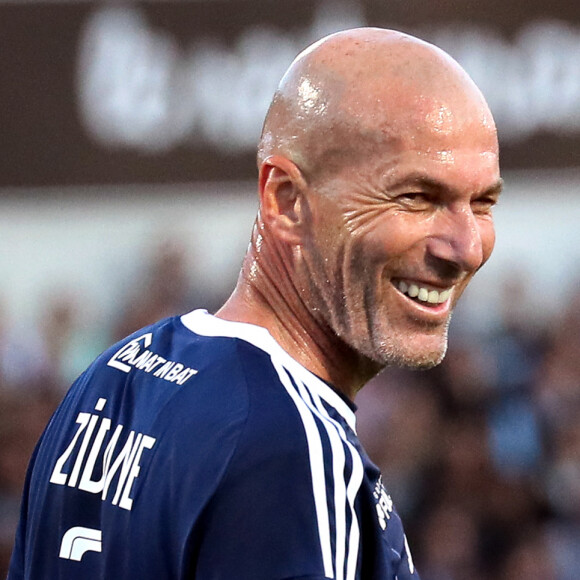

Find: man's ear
258;155;309;245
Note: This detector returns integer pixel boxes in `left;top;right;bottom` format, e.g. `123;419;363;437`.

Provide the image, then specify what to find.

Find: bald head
258;27;496;180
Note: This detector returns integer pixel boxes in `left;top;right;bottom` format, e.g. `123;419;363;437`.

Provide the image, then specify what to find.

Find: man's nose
426;206;484;273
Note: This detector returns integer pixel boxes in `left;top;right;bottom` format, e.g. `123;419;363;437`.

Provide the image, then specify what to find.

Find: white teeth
427;290;439;304
397;281;452;305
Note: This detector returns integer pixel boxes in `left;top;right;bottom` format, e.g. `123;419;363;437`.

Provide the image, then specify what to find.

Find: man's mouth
394;279;452;306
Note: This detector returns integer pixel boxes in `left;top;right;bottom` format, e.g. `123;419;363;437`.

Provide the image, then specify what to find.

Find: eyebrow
391;174;504;197
486;178;504;197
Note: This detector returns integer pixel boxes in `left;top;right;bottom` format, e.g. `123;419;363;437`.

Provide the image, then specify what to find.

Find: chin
366;326;450;371
383;347;447;370
400;351;446;370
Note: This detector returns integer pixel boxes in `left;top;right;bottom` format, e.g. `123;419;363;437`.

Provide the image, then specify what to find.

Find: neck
216;224;381;401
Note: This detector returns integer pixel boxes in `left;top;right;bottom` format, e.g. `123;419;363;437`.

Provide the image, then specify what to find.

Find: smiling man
230;27;502;399
10;28;500;580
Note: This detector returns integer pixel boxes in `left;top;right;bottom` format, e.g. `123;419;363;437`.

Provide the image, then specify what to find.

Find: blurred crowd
0;239;579;579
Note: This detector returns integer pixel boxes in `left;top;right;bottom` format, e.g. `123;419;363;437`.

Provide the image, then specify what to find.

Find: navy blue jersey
9;310;419;580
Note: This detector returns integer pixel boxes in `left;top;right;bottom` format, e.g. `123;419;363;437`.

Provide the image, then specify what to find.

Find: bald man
9;28;501;580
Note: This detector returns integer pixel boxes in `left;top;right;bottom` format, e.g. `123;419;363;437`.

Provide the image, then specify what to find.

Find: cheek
360;214;429;262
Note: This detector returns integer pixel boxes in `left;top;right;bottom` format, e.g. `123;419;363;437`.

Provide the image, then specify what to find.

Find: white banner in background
77;3;580;153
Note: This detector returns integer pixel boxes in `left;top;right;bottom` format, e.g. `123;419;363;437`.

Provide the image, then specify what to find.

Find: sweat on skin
218;27;502;401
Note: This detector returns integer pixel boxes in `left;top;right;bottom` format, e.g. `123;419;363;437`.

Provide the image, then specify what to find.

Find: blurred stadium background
1;1;580;578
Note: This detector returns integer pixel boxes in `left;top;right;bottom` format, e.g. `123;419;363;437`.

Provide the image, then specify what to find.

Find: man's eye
397;191;433;210
398;192;431;205
472;197;498;213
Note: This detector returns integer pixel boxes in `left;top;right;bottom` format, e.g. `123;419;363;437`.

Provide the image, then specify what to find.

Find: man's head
251;28;501;374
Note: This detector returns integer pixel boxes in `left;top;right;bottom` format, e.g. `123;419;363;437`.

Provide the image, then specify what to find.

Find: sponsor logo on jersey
59;526;102;562
50;398;155;511
373;476;393;531
107;332;198;385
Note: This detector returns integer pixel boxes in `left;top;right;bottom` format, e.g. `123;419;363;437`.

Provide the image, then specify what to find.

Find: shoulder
45;312;262;465
80;311;260;401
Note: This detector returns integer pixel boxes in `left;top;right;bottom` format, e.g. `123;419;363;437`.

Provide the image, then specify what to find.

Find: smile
395;280;452;305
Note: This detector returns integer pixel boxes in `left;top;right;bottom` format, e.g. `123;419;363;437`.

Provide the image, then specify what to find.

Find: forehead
364;89;498;170
386;150;501;196
372;85;495;142
325;119;500;200
384;126;498;185
310;117;499;198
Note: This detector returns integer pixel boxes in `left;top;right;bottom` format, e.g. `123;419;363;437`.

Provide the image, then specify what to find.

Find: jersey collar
180;309;357;433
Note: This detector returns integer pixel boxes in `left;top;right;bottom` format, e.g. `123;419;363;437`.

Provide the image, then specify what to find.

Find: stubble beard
300;250;452;373
354;311;452;371
312;284;453;374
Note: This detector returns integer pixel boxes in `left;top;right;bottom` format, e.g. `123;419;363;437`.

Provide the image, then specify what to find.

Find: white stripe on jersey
294;375;365;580
271;360;334;579
292;375;347;580
288;361;358;433
180;310;365;579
